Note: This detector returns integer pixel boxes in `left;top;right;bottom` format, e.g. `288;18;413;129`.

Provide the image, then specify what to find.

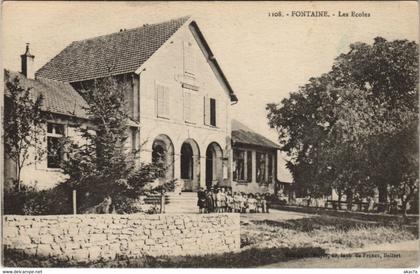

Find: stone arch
205;142;224;189
180;138;200;191
152;134;174;180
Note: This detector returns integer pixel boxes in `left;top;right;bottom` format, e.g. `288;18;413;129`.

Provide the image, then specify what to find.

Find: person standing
226;190;234;213
233;192;241;213
197;187;207;213
260;193;267;213
255;193;262;213
247;194;257;213
212;188;218;212
264;193;271;213
216;188;223;213
206;189;214;213
220;187;227;213
240;193;247;213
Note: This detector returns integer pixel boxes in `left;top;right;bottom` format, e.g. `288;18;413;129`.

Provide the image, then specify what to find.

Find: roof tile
231;119;281;149
5;70;88;119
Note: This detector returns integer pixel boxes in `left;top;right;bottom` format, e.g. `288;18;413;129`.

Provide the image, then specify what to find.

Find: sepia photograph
0;1;419;271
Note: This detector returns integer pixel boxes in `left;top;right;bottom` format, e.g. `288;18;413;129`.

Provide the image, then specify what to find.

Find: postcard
1;1;419;272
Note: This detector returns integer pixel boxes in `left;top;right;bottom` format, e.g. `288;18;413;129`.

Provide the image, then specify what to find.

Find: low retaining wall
3;213;240;262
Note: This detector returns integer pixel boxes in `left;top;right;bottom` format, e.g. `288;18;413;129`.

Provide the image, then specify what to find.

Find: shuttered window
156;83;170;118
204;96;210;125
210;98;216;126
204;96;217;127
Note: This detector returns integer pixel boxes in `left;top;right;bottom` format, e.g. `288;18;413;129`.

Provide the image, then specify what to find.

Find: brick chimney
21;43;35;79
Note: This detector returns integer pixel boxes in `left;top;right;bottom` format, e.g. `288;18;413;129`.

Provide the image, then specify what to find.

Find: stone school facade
4;17;287;195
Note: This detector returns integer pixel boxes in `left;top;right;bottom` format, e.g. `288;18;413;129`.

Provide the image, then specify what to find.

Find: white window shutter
156;84;169;118
183;91;187;121
204;95;210;125
191;93;198;123
184;91;191;122
163;86;170;118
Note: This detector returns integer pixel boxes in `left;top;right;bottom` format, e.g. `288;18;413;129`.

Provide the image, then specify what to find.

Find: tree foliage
62;76;134;185
3;70;45;189
61;76;166;212
267;37;418;213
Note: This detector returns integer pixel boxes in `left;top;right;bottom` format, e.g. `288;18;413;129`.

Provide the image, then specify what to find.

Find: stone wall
3;213;240;262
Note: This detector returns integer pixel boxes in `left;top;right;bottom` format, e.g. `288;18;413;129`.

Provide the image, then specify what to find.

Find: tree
61;76;134;206
3;70;45;190
329;37;418;206
387;121;419;215
267;37;418;212
61;75;166;212
267;76;344;199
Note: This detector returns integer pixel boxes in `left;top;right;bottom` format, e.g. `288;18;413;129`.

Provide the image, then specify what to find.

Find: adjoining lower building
231;119;284;194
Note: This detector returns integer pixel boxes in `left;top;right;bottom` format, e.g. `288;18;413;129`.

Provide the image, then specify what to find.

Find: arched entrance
205;142;223;190
152;134;174;180
180;139;200;191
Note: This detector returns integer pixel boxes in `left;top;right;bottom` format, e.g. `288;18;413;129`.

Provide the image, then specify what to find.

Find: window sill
185;120;196;125
235;180;251;185
182;82;199;91
157;116;170;120
45;167;63;172
183;72;196;79
257;181;271;186
205;124;218;129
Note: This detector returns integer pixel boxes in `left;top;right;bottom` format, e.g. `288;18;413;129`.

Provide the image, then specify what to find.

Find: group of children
197;187;271;214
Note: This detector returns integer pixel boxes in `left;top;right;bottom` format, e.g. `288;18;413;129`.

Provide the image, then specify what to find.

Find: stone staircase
164;192;198;214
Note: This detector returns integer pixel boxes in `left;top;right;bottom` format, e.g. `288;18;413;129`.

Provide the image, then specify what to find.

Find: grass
241;214;418;252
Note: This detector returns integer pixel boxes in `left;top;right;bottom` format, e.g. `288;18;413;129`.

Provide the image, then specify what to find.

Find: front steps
164;192;198;214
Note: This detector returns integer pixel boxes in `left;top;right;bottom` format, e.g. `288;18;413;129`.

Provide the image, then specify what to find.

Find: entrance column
200;155;206;188
272;154;276;184
193;154;201;191
251;150;256;183
217;153;224;184
174;151;181;181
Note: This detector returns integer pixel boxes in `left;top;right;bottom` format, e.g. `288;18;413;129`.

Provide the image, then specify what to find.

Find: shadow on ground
3;246;326;268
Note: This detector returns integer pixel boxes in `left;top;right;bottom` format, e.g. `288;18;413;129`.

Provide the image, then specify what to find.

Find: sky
2;1;419;144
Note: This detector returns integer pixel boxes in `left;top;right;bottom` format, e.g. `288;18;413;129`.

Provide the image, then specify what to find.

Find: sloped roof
231;119;281;149
35;17;190;82
5;70;88;119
